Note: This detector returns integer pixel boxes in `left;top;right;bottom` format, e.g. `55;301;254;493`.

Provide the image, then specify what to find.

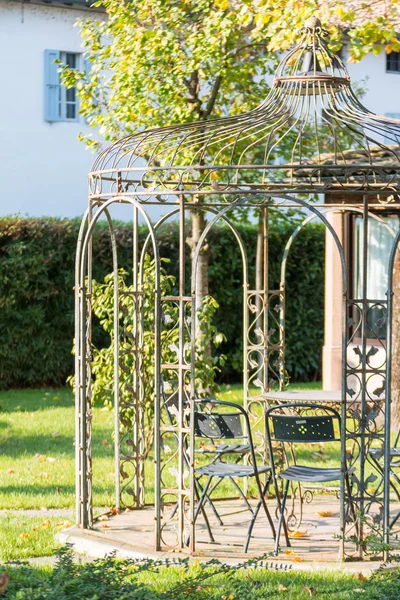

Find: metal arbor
75;17;400;560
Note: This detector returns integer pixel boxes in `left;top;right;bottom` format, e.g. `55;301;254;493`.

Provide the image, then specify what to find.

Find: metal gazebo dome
91;16;400;199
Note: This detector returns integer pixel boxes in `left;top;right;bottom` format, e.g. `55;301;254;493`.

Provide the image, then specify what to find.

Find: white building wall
344;45;400;116
0;1;102;219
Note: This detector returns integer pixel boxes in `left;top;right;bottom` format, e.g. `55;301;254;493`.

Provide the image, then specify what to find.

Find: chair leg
194;479;215;543
243;474;272;553
272;474;291;548
274;479;290;556
186;475;213;547
196;477;223;526
228;476;254;514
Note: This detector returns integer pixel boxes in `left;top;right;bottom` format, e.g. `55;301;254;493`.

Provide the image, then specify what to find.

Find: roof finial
304;16;321;31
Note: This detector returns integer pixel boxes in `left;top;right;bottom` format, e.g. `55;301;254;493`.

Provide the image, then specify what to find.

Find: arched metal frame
75;17;400;562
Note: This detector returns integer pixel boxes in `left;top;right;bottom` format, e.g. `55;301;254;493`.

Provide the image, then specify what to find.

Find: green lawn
0;513;69;562
0;383;324;512
0;387;115;511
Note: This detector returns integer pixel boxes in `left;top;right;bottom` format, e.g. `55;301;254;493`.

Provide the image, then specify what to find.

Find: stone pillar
323;211;344;391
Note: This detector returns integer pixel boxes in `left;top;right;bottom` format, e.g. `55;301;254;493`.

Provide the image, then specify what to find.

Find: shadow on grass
0;483;116;497
0;432;115;459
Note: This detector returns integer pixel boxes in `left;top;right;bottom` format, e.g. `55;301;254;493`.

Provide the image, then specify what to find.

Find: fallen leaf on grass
41;520;51;528
7;469;15;475
19;533;30;539
102;439;109;446
0;572;10;595
277;583;289;592
356;573;368;582
303;586;317;596
35;472;49;479
47;457;56;463
352;589;365;593
51;432;61;438
34;453;47;462
316;511;334;518
56;521;71;528
288;530;308;538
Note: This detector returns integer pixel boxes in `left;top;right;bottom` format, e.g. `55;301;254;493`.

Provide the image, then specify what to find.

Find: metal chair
161;382;253;522
265;402;354;556
191;398;276;552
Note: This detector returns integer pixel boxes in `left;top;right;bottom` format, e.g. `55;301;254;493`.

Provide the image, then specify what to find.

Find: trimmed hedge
0;216;324;388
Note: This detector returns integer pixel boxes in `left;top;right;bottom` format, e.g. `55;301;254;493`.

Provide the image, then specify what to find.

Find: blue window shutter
44;49;61;122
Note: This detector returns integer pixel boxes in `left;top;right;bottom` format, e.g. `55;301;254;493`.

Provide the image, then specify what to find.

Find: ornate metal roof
91;17;400;200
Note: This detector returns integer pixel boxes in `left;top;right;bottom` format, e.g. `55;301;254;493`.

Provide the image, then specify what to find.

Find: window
353;213;399;339
44;49;81;122
387;51;400;73
60;52;79;120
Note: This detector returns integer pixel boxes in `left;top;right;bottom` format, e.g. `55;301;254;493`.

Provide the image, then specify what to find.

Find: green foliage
0;218;79;389
61;0;275;151
89;258;225;454
0;216;324;388
3;547;400;599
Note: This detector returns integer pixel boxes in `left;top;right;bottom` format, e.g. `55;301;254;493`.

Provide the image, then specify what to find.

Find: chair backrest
270;414;336;443
266;403;341;445
194;411;244;440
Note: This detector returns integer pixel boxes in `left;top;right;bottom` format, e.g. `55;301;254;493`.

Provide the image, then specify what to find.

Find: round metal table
262;389;343;405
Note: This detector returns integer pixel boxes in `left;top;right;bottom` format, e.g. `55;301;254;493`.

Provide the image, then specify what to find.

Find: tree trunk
186;208;211;392
391;246;400;428
188;209;209;307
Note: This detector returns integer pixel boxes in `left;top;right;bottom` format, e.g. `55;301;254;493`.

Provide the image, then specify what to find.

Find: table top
262;389;343;403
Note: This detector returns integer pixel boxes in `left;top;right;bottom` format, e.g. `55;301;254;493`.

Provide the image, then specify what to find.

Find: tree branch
203;75;222;118
185;69;204;118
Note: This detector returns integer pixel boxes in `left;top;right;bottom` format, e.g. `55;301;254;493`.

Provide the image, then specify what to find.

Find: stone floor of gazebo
58;496;400;572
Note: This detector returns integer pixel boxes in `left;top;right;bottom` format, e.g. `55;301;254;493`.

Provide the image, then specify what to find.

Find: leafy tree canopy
62;0;400;151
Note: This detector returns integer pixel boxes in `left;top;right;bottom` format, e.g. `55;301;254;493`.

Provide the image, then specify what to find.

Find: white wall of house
0;0;102;219
344;44;400;117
